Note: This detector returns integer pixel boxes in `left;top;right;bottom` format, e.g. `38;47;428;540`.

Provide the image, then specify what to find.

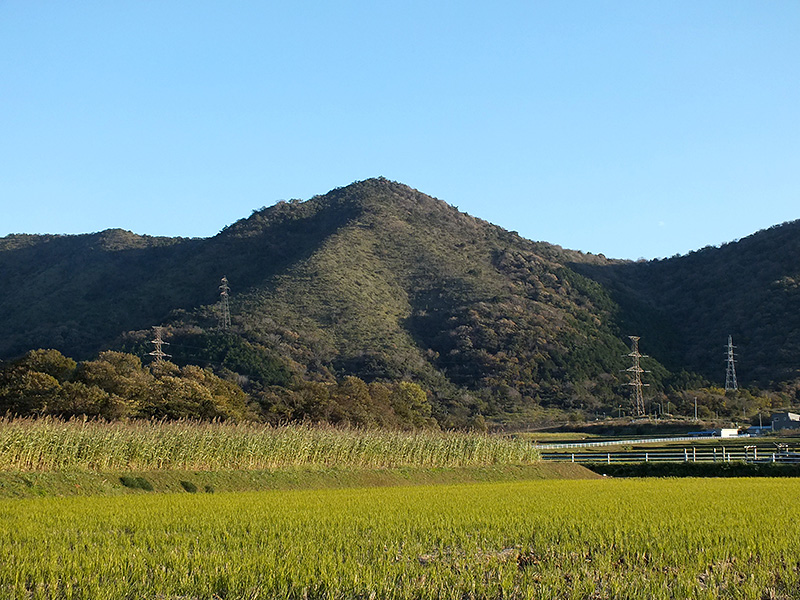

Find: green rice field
2;477;799;599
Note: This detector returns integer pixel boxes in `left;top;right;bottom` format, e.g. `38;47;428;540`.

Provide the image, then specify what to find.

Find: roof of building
773;412;800;421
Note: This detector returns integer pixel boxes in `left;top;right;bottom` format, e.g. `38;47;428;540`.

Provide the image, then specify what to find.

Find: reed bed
0;417;539;472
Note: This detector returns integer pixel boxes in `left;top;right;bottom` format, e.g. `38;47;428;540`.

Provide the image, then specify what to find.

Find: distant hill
1;178;798;423
573;220;800;388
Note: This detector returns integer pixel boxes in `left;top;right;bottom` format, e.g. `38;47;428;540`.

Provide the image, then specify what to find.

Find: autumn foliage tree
0;349;437;428
0;350;254;421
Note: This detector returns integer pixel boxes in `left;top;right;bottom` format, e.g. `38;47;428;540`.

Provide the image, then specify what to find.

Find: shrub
179;480;198;493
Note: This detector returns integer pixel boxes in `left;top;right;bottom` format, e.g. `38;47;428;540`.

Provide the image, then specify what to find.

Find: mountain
1;178;798;424
573;220;800;388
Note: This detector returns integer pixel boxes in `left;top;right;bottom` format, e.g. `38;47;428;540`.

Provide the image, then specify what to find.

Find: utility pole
624;336;649;417
218;276;231;330
725;335;738;391
149;326;171;364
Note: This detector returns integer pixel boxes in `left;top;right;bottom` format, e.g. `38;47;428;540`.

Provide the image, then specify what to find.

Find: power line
624;336;649;417
725;335;738;391
218;276;231;330
149;326;171;364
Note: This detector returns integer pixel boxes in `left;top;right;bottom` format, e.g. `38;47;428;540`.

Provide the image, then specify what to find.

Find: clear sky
1;1;798;260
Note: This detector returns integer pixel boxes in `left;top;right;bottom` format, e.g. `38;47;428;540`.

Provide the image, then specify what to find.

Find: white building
714;428;740;438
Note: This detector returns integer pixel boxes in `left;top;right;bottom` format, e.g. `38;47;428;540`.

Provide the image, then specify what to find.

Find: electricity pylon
725;335;738;391
624;336;649;417
149;326;171;364
218;276;231;330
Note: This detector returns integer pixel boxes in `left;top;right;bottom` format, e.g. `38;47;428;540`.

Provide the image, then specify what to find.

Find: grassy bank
0;463;597;498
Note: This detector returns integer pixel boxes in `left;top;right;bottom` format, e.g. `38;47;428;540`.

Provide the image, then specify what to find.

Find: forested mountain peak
220;178;465;239
1;179;799;426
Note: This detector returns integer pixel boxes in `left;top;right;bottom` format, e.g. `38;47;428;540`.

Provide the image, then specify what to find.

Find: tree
75;351;152;416
14;349;76;381
49;381;114;418
390;381;433;428
330;376;374;426
0;370;63;415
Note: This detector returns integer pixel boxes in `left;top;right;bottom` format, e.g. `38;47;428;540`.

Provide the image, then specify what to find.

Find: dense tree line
0;349;436;429
0;350;253;421
660;385;790;423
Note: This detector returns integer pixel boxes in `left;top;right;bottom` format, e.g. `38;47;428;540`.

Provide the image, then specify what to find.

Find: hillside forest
1;178;798;428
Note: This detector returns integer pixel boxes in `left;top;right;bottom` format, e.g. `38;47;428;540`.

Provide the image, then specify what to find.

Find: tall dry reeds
0;417;540;472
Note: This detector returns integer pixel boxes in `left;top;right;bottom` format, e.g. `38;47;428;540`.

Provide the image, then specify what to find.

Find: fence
541;447;800;464
535;435;723;450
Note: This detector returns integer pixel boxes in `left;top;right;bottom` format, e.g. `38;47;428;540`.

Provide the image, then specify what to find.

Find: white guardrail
540;448;800;464
535;435;722;450
535;435;800;464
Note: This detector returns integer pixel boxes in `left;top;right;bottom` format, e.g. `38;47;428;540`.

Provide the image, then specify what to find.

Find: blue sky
1;1;798;260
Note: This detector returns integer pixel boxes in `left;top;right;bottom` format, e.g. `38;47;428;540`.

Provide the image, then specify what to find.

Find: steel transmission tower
218;276;231;330
624;336;649;417
149;326;171;364
725;335;738;391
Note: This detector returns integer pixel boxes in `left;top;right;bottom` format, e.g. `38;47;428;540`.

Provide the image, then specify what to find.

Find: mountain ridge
1;178;798;424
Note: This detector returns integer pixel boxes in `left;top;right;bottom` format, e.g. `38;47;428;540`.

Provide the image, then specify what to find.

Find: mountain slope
0;195;359;359
208;179;638;418
573;220;800;388
0;179;644;421
2;178;799;423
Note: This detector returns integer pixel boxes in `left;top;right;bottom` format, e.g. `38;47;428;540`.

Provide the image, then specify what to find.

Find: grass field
0;463;598;498
1;478;799;599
